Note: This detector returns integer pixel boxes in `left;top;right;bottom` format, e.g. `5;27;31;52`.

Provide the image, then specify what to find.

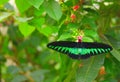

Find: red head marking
78;36;83;42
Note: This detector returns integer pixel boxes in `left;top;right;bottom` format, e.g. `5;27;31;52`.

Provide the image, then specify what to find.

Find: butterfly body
47;41;112;59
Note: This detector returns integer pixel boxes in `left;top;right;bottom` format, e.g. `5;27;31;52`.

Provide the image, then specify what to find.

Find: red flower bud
73;5;80;11
70;14;76;19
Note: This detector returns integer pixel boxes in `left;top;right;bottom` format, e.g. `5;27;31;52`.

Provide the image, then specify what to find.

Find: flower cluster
70;5;80;21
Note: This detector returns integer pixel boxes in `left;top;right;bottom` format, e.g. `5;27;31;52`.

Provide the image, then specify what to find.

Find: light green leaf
0;12;12;22
14;16;33;22
37;26;52;37
0;0;8;5
76;55;105;82
18;22;35;37
37;26;58;37
27;0;44;9
58;32;72;40
82;36;94;42
43;0;62;21
15;0;31;13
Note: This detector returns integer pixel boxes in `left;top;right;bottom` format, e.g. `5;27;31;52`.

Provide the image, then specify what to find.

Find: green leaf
76;55;105;82
15;0;31;13
105;29;120;49
7;65;20;74
67;23;79;28
84;30;99;41
30;69;49;82
0;0;8;5
82;36;94;42
31;18;45;28
64;61;78;82
14;16;33;22
11;75;27;82
111;48;120;62
37;26;58;37
58;32;72;40
4;3;14;11
18;22;35;37
0;55;6;62
101;34;120;62
2;37;9;53
58;24;67;37
27;0;44;9
0;12;12;22
82;16;97;28
43;0;62;21
34;6;45;16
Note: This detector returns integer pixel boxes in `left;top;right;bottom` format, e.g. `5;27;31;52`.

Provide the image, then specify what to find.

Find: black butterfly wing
47;41;78;54
47;41;112;59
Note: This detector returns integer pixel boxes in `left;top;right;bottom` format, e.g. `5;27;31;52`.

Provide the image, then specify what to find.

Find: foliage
0;0;120;82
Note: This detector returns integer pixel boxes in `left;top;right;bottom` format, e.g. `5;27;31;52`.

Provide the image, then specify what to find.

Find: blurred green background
0;0;120;82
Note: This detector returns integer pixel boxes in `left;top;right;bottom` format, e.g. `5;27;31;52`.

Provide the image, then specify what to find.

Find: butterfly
47;41;112;59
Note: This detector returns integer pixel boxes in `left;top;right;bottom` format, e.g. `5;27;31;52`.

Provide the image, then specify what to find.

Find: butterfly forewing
47;41;76;55
47;41;112;59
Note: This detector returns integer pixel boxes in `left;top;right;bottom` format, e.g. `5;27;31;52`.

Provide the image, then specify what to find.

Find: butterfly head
78;36;83;42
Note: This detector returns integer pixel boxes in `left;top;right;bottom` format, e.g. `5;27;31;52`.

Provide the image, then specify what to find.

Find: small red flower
73;5;80;11
70;14;76;20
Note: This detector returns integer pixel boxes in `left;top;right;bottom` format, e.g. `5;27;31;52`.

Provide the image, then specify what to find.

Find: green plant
0;0;120;82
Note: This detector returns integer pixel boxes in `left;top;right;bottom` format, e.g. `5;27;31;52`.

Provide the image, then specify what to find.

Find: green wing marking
48;45;111;56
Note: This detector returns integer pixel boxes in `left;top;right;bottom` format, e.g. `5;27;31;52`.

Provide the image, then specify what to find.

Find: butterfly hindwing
47;41;112;59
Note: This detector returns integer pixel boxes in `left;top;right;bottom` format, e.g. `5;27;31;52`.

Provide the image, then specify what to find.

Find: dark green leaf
30;69;49;82
7;65;20;74
76;55;105;82
111;49;120;62
11;75;27;82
